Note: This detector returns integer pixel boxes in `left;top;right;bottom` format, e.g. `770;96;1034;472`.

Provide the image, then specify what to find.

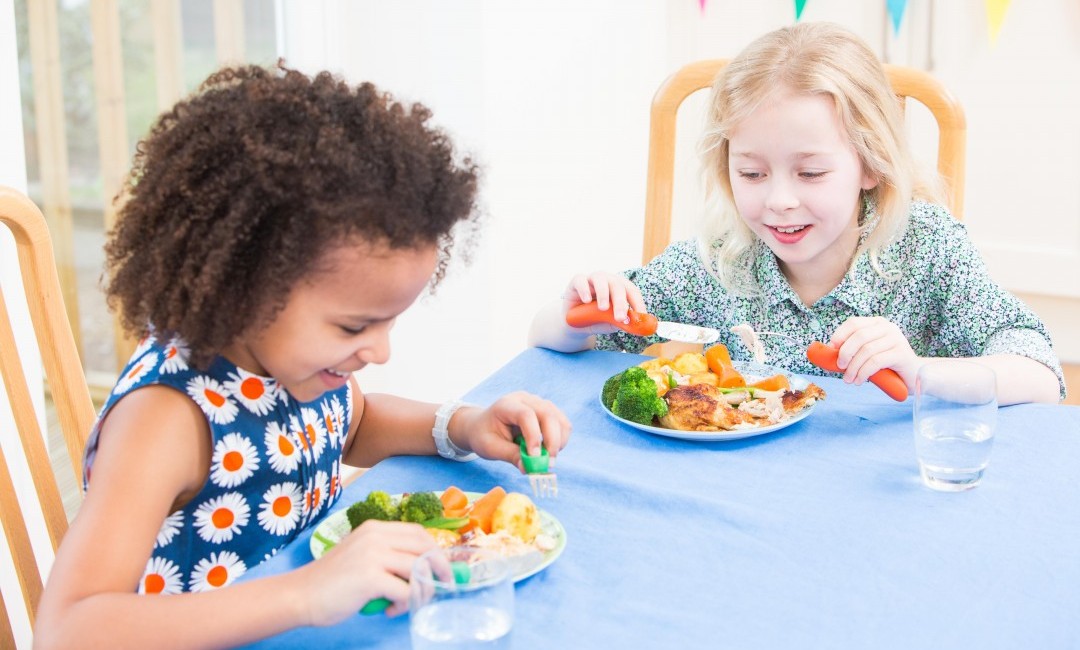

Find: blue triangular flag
887;0;907;35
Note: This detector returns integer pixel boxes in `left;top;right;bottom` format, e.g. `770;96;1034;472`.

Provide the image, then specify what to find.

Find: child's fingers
606;276;642;322
831;317;909;383
313;521;436;623
843;337;894;384
532;402;571;458
568;274;596;304
565;273;643;324
591;279;612;312
829;316;880;369
626;282;646;313
351;521;436;558
511;408;545;458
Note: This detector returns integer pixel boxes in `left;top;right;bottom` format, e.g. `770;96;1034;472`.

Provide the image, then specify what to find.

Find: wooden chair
641;60;967;265
1;186;95;644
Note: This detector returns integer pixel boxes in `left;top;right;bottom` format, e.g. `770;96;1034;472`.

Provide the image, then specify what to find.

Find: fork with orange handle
806;341;909;401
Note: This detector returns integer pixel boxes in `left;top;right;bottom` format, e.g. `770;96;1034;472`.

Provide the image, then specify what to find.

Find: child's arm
950;354;1060;405
829;317;1060;405
342;382;571;470
527;271;646;352
35;386;435;649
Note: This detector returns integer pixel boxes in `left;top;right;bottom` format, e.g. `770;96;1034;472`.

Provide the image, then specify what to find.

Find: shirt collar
751;198;893;315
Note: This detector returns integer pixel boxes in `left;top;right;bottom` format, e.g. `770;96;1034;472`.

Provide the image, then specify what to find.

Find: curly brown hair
106;64;481;367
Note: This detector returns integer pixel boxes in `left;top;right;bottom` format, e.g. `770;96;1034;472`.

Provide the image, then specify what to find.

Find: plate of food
600;347;826;442
310;486;566;582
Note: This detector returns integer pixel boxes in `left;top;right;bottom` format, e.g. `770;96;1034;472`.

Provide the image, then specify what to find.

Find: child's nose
355;332;391;366
765;178;799;212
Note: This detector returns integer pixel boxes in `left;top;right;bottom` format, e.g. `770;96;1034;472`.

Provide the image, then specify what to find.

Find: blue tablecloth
238;348;1080;649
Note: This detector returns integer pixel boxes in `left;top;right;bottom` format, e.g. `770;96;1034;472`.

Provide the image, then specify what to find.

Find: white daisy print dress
83;335;351;595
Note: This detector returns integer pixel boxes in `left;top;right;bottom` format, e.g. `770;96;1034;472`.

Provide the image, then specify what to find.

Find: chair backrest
641;59;967;265
1;185;95;641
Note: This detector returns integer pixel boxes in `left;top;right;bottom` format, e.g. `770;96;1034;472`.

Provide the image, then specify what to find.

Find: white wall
282;0;667;403
2;0;46;645
278;0;1077;404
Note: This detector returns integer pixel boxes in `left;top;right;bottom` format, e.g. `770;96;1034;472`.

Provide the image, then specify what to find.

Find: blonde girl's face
224;241;438;403
727;90;877;286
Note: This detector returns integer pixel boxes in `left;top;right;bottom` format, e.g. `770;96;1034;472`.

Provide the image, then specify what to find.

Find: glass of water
914;360;998;491
409;546;513;649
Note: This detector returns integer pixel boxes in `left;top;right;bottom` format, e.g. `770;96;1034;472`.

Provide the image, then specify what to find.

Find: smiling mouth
771;225;807;234
324;368;350;378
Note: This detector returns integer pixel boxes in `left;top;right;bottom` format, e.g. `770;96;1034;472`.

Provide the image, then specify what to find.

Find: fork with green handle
359;561;472;615
312;517;470;616
519;437;558;498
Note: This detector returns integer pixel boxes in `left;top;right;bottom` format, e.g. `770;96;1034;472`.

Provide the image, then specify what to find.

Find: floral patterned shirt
83;334;352;594
596;200;1066;398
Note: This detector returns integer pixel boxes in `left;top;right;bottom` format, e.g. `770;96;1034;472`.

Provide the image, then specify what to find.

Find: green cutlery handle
358;562;468;616
519;436;550;473
359;597;391;616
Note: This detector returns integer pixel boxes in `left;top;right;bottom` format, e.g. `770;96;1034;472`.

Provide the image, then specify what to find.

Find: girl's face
728;89;877;288
224;241;438;403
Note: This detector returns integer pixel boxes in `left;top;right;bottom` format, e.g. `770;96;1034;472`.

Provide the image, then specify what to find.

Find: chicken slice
659;383;757;431
781;383;827;414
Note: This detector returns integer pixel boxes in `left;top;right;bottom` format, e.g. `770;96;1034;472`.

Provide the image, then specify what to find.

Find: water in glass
410;601;512;650
916;415;994;490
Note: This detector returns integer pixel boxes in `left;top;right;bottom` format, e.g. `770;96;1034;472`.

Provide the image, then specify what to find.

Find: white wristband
432;400;478;462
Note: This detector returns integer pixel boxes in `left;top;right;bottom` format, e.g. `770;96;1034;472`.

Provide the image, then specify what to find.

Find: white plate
601;361;818;442
309;491;566;583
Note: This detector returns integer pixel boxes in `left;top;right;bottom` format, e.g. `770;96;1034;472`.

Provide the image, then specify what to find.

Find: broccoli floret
612;366;668;425
399;491;444;524
602;372;622;409
346;490;399;529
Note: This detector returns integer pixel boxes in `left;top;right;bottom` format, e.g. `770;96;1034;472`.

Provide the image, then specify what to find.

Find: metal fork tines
527;471;558;499
518;437;558;499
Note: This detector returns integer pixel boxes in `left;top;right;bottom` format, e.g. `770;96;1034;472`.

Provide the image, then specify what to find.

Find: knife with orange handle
806;341;909;402
565;303;720;344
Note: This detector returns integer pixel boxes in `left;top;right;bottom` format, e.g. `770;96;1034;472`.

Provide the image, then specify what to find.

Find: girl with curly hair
35;64;570;647
529;22;1062;406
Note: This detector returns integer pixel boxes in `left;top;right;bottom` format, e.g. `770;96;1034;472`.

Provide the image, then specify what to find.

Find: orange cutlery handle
565;303;658;337
806;341;909;402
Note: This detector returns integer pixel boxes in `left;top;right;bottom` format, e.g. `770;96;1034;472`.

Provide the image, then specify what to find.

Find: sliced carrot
442;506;470;519
714;364;746;388
704;344;733;376
466;486;507;535
439;486;469;511
750;373;790;392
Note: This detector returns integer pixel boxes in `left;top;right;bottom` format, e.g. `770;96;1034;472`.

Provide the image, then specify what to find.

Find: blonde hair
699;22;943;294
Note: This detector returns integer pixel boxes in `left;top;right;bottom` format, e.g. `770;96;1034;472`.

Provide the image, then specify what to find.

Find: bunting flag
794;0;808;21
699;0;707;14
985;0;1011;44
720;0;1012;48
886;0;908;35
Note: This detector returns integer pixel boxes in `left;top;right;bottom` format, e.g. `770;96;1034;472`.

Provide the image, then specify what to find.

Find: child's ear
860;170;879;191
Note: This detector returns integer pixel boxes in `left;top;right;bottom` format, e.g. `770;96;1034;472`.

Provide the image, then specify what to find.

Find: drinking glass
409;546;513;649
913;360;998;491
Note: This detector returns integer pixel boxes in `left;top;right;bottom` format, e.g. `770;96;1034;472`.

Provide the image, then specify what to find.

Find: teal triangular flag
794;0;808;21
887;0;907;34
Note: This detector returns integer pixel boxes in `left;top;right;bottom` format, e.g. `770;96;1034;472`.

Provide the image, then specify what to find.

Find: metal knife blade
654;320;719;344
565;303;720;344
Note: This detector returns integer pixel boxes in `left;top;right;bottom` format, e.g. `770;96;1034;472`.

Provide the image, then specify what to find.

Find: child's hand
829;316;921;389
564;272;647;333
456;391;572;472
297;519;437;625
528;272;646;352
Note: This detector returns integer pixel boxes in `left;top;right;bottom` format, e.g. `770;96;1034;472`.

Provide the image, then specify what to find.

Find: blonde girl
530;22;1062;405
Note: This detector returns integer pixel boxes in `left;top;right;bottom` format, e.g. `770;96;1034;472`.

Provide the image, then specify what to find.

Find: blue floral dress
596;200;1066;398
83;334;352;594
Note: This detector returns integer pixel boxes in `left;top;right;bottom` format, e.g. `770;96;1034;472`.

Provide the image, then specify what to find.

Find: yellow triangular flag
985;0;1011;45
